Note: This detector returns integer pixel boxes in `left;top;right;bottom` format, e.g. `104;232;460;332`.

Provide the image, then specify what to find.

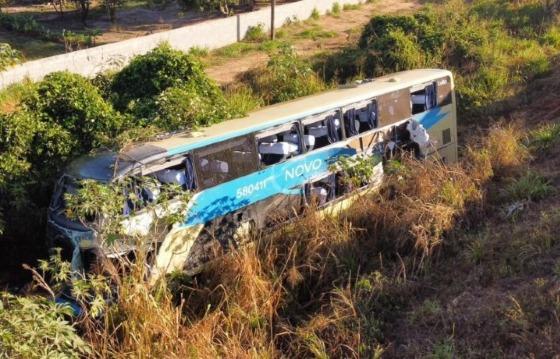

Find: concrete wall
0;0;362;88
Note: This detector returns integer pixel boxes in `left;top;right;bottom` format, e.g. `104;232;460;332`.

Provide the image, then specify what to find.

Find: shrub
529;123;560;152
0;13;57;41
178;0;236;14
244;23;267;42
153;85;229;130
224;85;263;117
241;46;326;104
310;7;320;20
0;293;91;358
331;2;341;16
110;44;222;113
24;71;123;151
0;43;21;71
343;3;360;11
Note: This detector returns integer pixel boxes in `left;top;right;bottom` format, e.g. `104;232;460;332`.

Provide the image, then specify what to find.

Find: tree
72;0;91;24
104;0;124;23
51;0;66;18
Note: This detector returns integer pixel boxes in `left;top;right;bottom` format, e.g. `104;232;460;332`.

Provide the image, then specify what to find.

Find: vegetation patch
240;45;327;104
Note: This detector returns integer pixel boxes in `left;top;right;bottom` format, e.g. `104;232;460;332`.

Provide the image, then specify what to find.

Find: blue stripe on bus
414;106;449;129
183;146;356;226
180;106;451;227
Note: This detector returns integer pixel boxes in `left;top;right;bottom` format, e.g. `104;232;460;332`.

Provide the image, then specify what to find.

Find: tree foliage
0;293;91;358
110;44;230;129
0;43;20;71
242;46;326;104
111;44;220;110
24;71;123;151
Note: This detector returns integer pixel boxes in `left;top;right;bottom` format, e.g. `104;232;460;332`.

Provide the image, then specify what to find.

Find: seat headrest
259;142;299;155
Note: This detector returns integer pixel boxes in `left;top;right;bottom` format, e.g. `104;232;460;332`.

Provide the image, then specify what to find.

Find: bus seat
284;133;315;150
155;169;187;186
358;110;369;122
303;135;315;150
284;133;300;145
308;125;328;138
311;186;328;205
200;158;229;173
411;94;427;105
261;135;278;143
406;119;430;151
141;183;160;203
258;142;299;156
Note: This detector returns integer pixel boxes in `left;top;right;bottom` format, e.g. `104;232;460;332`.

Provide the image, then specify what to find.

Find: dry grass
78;130;523;357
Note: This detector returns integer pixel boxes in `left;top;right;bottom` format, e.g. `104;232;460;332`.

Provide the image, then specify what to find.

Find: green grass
309;8;320;21
213;42;255;58
529;123;560;151
297;26;337;40
244;23;267;42
0;31;64;60
225;85;263;116
331;2;341;17
188;46;209;57
430;339;455;359
505;172;554;202
343;3;361;11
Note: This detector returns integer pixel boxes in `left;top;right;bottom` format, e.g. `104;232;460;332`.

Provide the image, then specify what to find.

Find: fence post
237;14;241;41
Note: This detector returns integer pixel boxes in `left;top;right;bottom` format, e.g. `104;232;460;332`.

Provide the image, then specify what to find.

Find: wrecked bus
46;69;458;278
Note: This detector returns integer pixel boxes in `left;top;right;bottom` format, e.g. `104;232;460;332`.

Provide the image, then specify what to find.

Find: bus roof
150;69;452;156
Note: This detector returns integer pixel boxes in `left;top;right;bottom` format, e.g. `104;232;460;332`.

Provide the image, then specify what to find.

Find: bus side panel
183;146;358;227
152;223;204;279
413;104;458;163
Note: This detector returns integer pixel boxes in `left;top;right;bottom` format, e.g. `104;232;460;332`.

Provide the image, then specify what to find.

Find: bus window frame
377;88;412;128
193;134;259;190
342;98;378;138
301;109;342;152
436;76;453;107
410;81;438;115
256;122;303;168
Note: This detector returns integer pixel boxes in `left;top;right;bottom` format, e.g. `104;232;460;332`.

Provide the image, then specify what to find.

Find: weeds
241;45;327;104
505;171;554;202
529;122;560;151
331;2;341;16
297;26;337;41
343;3;361;11
245;23;267;42
310;8;320;21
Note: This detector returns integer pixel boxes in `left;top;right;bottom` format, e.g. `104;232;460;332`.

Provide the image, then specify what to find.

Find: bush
153;85;229;130
24;71;123;151
0;13;66;42
0;294;91;358
224;85;263;117
110;44;223;113
241;46;326;104
0;43;21;71
331;2;341;16
244;23;267;42
310;7;320;20
178;0;236;14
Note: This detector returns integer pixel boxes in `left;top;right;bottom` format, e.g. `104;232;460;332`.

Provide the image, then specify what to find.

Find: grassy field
2;0;560;358
0;30;64;60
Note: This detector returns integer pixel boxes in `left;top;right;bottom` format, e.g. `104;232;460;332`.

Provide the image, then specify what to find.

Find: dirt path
205;0;421;85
